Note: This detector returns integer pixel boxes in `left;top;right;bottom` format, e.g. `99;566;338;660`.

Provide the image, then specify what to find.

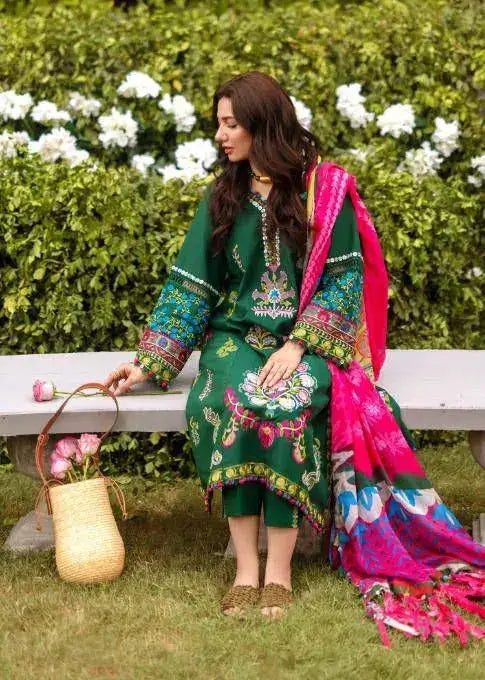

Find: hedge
0;0;483;474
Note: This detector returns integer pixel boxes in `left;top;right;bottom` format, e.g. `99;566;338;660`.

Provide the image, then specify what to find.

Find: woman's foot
260;582;294;620
221;584;260;617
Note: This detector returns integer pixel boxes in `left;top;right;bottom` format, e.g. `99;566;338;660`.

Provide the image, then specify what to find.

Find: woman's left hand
257;340;305;389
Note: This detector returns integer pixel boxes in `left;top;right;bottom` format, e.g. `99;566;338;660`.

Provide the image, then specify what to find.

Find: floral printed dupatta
302;160;485;645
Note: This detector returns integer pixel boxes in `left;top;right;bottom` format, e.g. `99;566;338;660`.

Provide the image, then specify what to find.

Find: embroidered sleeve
288;193;363;369
134;191;225;389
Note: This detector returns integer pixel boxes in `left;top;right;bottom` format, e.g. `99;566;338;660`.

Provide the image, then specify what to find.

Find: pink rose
53;436;80;461
33;379;55;402
77;433;101;464
50;453;72;480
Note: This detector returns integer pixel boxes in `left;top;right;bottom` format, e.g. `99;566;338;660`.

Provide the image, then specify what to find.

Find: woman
105;72;485;641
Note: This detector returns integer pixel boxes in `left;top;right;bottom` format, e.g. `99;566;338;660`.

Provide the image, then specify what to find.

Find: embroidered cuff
289;304;356;368
135;328;191;389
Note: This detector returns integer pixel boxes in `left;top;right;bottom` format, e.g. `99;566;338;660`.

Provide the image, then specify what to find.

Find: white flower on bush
347;147;369;162
467;154;485;188
397;141;443;178
31;100;71;125
28;127;89;166
290;96;312;130
376;103;415;138
118;71;161;99
158;163;201;182
159;93;196;132
0;131;30;159
67;92;101;117
0;90;33;120
467;267;482;278
431;117;460;158
158;138;217;183
336;83;375;129
98;107;138;148
131;153;155;176
176;138;217;173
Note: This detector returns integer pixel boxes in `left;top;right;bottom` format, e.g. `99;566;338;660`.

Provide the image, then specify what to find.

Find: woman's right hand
103;362;150;396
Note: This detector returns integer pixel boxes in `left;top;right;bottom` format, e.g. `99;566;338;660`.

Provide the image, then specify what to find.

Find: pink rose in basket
50;453;73;480
77;433;101;464
33;379;56;402
54;436;81;460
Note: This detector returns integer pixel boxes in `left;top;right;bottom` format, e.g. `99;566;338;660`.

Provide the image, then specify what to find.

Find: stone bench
1;349;484;553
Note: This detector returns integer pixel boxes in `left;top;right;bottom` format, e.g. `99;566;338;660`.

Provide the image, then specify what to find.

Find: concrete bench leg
469;431;485;469
468;432;485;545
2;434;61;554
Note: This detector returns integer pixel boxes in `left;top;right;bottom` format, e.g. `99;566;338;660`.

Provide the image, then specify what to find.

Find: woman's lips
224;148;233;154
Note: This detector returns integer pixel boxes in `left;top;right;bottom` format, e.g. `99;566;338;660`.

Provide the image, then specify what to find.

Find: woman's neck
249;163;272;199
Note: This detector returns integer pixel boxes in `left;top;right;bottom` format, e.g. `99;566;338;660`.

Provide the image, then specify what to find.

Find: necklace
249;168;272;184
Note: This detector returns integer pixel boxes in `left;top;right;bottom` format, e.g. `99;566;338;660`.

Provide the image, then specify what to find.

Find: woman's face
214;96;252;162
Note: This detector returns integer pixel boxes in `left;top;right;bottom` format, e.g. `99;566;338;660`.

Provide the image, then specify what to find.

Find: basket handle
35;382;119;484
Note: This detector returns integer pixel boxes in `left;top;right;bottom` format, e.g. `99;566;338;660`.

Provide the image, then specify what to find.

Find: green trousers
222;482;303;528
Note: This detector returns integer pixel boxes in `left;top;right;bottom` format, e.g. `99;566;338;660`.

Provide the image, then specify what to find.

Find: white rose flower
470;154;485;177
175;138;217;174
466;154;485;187
398;141;443;178
158;139;217;183
469;267;482;277
159;93;196;132
158;93;173;112
336;83;375;129
0;90;33;120
131;153;155;176
98;107;138;148
290;96;312;130
376;103;415;138
467;174;482;187
0;130;30;158
31;100;71;125
157;163;184;182
67;92;101;117
27;127;79;163
117;71;161;99
431;117;460;158
64;148;90;167
157;163;203;182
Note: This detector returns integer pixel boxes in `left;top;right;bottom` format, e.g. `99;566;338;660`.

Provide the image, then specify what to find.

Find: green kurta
135;186;363;530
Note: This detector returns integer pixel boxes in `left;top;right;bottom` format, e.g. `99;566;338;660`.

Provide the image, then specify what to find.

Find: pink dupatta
301;160;485;645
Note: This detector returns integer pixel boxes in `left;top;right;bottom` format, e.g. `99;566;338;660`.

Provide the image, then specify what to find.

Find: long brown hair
209;71;322;256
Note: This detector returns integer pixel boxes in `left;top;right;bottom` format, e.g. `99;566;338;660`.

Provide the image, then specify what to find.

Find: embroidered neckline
248;194;280;269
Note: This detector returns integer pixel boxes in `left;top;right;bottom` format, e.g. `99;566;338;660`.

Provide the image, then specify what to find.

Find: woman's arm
288;192;363;369
134;189;225;389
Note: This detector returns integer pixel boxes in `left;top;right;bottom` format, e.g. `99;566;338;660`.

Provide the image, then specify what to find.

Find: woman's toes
261;605;285;620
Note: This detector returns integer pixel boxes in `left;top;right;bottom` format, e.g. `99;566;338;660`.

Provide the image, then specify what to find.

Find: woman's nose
215;130;224;142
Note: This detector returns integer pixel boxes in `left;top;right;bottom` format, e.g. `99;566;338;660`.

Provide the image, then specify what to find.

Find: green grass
0;442;484;680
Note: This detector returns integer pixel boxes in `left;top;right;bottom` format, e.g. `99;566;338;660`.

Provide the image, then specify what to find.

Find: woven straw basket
35;382;127;584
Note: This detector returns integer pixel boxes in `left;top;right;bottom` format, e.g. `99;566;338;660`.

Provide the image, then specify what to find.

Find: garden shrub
0;0;483;474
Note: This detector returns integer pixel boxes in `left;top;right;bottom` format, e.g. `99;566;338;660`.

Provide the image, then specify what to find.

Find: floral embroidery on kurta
239;361;316;414
232;244;246;273
189;416;200;446
251;269;297;320
244;325;279;350
203;406;221;444
216;337;238;357
222;387;311;464
199;368;214;401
